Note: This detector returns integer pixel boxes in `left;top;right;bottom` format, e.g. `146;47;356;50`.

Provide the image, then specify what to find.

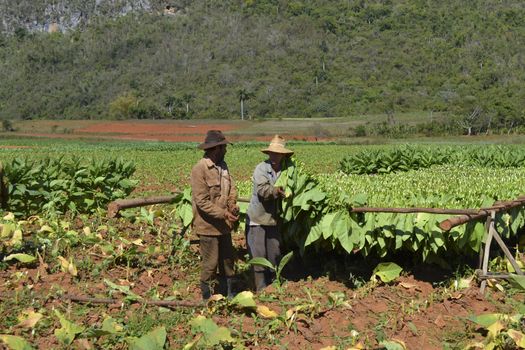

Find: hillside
0;0;524;134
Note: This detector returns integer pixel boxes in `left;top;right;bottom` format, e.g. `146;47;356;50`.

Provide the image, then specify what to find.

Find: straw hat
198;130;231;150
261;135;294;155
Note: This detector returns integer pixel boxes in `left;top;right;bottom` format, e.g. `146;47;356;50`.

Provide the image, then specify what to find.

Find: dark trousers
246;225;281;290
199;234;234;286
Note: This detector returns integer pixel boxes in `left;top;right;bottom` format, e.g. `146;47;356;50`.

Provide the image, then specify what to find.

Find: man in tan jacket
191;130;239;299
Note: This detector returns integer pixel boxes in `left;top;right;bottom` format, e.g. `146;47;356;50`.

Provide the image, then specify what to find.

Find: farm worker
190;130;239;299
246;135;293;291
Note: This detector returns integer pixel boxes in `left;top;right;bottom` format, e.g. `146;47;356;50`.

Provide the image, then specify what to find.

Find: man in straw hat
246;135;293;291
191;130;239;299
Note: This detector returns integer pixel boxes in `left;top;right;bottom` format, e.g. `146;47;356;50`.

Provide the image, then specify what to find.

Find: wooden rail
0;293;203;308
350;207;481;215
64;294;203;308
107;191;250;218
107;195;484;218
108;195;181;218
439;196;525;231
107;193;525;229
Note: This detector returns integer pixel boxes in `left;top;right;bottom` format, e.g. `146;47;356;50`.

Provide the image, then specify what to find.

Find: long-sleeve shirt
247;160;281;226
190;157;237;236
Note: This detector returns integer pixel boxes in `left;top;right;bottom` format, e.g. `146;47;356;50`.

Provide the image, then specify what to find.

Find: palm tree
164;95;178;115
182;93;195;116
238;88;255;120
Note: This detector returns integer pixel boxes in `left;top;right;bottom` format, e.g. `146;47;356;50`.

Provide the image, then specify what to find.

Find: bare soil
5;120;325;142
0;229;515;349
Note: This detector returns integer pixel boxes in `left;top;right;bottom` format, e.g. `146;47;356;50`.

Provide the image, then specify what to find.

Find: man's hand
274;186;286;198
224;210;239;222
230;204;240;216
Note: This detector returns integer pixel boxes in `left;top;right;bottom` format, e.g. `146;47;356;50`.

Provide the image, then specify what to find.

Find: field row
3;139;525;210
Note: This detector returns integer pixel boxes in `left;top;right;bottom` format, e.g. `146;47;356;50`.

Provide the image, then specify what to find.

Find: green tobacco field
1;135;525;349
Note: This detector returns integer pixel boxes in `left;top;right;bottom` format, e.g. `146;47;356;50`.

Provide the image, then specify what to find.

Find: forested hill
0;0;524;127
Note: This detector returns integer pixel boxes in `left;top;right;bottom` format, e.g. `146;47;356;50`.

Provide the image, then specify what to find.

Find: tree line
0;0;524;135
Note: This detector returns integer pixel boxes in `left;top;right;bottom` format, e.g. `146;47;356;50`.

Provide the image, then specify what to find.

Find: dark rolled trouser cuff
200;281;212;300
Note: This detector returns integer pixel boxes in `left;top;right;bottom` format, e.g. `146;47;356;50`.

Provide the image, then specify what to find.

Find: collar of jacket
264;159;279;176
204;157;221;168
204;157;214;167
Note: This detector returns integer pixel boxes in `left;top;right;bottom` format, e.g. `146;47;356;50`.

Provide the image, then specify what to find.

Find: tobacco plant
3;157;137;217
275;159;525;265
340;145;525;175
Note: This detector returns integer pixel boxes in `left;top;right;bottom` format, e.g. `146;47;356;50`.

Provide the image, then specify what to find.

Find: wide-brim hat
198;130;231;150
261;135;294;155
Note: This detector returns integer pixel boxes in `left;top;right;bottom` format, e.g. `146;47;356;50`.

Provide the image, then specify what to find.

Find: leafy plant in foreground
0;334;34;350
170;187;193;231
184;316;236;349
371;262;403;283
247;251;294;290
467;313;525;349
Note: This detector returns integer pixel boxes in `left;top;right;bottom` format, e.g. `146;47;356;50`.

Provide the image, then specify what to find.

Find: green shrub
109;93;139;120
1;119;14;132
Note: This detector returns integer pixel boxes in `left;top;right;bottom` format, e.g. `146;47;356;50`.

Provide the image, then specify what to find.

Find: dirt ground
5;120;323;142
0;265;505;349
0;227;516;349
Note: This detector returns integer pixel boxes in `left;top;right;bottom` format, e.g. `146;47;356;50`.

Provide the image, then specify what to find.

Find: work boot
226;277;236;298
217;277;236;298
200;281;212;300
254;272;267;292
218;277;227;297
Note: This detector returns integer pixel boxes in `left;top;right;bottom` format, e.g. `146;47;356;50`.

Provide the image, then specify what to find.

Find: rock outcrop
0;0;177;33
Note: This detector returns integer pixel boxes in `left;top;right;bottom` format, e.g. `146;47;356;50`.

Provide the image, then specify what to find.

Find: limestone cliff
0;0;178;33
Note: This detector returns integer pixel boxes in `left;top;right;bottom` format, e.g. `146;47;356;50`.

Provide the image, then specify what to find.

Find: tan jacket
190;157;237;236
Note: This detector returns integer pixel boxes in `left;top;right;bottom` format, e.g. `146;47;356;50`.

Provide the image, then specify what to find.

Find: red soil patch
9;120;328;142
76;121;241;135
13;131;321;142
13;132;211;142
274;275;499;350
